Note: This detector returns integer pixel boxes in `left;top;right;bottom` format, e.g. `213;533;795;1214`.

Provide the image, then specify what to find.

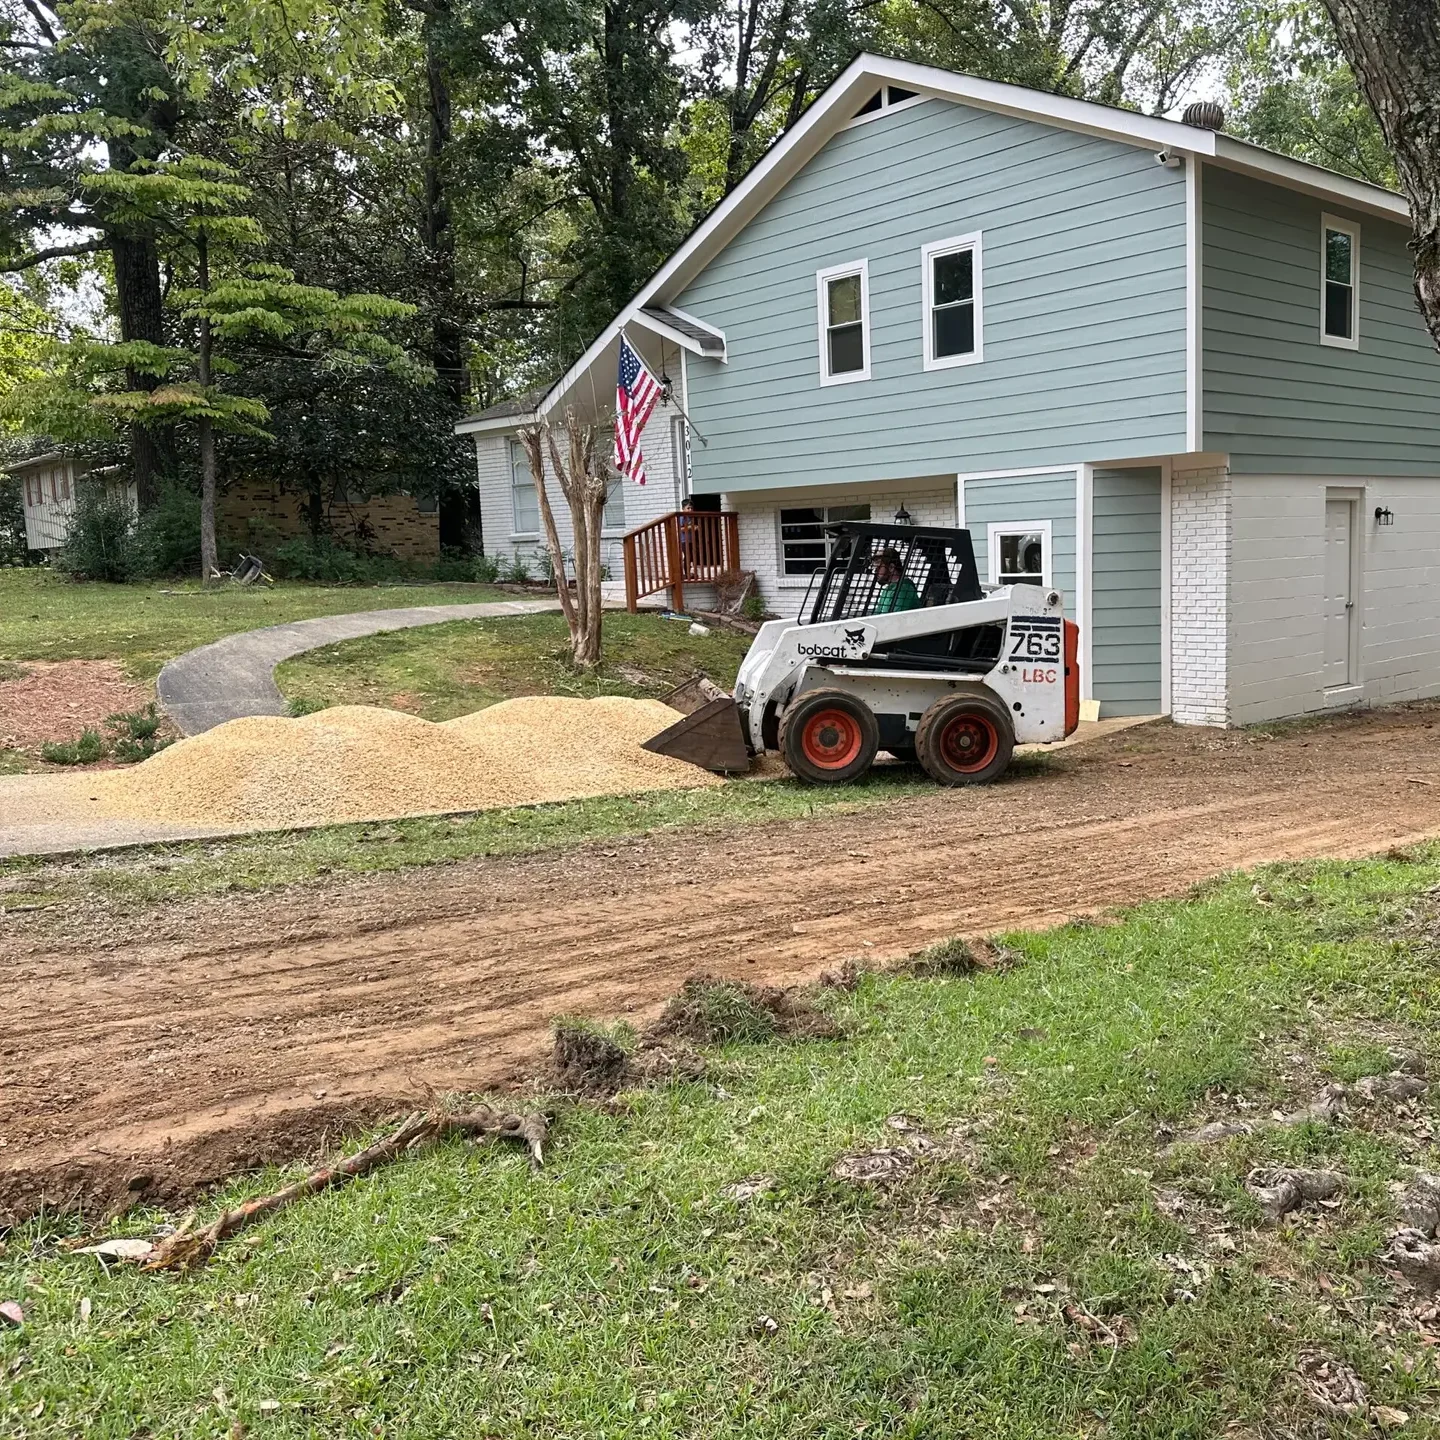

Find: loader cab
801;522;1003;673
803;523;983;625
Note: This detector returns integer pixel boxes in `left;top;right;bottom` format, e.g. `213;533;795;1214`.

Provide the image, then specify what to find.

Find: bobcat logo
844;627;867;646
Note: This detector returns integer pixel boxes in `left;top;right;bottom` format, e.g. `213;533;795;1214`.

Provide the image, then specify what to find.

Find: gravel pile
2;697;722;831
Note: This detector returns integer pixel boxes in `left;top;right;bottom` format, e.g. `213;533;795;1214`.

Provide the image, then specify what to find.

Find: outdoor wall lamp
894;504;914;525
1375;506;1394;527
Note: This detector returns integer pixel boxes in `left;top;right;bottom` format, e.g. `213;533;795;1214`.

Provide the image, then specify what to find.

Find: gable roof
459;52;1409;432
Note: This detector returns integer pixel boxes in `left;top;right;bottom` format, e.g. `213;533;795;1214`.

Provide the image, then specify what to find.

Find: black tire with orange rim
778;688;879;785
914;691;1015;786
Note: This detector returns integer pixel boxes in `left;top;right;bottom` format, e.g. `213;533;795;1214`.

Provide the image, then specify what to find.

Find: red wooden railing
622;509;740;613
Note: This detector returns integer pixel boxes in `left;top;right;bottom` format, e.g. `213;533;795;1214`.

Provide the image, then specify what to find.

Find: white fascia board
1213;136;1408;222
454;412;534;437
632;307;727;360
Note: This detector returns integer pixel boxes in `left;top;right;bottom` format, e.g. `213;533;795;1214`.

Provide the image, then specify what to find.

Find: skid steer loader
644;521;1079;786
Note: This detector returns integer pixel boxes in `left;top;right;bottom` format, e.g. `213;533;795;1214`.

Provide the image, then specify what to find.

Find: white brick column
1170;464;1231;726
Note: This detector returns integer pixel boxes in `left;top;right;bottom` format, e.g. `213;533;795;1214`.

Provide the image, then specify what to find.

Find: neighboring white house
9;453;136;552
457;53;1440;727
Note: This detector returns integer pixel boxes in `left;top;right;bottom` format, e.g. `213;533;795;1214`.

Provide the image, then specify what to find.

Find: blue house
459;54;1440;727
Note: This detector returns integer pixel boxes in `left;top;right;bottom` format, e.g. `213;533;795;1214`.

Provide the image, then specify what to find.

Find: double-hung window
816;260;869;384
921;233;982;369
1320;214;1359;349
987;522;1050;588
779;504;871;577
603;477;625;531
509;440;539;535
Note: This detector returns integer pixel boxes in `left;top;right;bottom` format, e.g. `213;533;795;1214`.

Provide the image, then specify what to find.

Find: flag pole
623;327;709;448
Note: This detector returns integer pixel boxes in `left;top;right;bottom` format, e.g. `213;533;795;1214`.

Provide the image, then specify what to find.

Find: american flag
614;332;663;485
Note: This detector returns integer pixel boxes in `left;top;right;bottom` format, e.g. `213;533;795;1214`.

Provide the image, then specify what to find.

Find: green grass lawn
276;611;757;720
0;766;948;913
0;568;511;682
6;849;1440;1436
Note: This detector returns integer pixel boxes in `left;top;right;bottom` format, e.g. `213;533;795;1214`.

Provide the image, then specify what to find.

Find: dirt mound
0;696;721;831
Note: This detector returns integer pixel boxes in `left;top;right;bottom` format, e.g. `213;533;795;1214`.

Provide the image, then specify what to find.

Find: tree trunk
421;11;466;409
112;230;175;507
548;413;606;668
196;230;218;584
519;424;579;639
1320;0;1440;348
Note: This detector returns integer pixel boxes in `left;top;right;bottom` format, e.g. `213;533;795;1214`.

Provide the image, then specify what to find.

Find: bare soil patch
0;660;157;756
3;704;1440;1222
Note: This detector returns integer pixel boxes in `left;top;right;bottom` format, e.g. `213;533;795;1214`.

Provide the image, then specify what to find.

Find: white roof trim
455;411;536;437
530;52;1410;419
1213;135;1408;221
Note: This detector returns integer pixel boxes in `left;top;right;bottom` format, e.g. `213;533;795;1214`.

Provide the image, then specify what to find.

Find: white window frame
987;519;1052;587
775;502;873;586
921;232;984;371
509;439;540;538
815;259;870;386
1319;213;1360;351
845;85;927;129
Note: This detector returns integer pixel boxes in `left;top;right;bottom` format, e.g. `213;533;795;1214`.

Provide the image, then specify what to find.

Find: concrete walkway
156;599;559;735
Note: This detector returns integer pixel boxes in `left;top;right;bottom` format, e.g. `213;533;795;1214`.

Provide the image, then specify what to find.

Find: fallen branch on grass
142;1106;548;1273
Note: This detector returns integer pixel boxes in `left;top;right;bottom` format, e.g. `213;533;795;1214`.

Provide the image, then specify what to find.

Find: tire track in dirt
3;707;1440;1219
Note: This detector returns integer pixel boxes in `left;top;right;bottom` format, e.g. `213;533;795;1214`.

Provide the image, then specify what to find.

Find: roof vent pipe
1182;101;1225;131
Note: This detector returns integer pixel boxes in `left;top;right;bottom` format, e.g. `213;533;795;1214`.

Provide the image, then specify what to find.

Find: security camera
1155;150;1183;169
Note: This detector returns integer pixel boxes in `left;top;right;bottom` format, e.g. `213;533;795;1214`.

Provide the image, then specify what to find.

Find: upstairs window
1321;215;1358;349
510;440;539;534
850;85;922;120
816;260;870;385
922;233;983;369
779;503;871;576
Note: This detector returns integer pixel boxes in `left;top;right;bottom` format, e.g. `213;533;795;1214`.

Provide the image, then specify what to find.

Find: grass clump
39;726;105;765
552;1017;635;1094
653;974;843;1044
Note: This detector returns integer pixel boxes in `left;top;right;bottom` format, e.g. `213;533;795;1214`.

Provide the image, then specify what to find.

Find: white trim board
1160;458;1173;716
1185;158;1202;452
461;53;1408;433
1076;463;1094;702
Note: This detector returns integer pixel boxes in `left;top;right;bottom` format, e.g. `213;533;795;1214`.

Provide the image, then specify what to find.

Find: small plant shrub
56;487;143;582
41;727;106;765
286;695;329;717
105;704;170;763
134;484;201;576
500;552;532;584
432;549;501;583
740;593;766;622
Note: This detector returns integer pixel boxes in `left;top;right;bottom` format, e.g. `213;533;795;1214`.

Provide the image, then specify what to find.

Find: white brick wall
472;399;683;585
1228;473;1440;724
1169;464;1231;726
724;480;959;617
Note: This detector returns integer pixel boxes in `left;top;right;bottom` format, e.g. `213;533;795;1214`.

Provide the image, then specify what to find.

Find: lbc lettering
1021;667;1057;684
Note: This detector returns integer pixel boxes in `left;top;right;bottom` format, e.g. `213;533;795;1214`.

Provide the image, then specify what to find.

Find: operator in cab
871;548;920;614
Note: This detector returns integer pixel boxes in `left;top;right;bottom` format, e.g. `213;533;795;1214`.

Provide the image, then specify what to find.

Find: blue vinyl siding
963;471;1076;609
1091;466;1162;716
1202;166;1440;475
678;99;1188;493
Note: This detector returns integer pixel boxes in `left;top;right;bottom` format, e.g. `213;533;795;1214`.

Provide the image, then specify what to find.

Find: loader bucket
643;695;752;775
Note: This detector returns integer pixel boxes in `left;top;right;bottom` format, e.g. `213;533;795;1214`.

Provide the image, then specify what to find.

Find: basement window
1321;214;1359;349
987;521;1051;587
816;260;870;385
779;503;871;577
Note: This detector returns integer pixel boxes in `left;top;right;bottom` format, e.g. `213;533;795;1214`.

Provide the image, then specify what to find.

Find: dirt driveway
4;704;1440;1221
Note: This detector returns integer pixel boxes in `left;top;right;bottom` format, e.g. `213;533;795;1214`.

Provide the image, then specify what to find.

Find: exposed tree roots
143;1106;547;1273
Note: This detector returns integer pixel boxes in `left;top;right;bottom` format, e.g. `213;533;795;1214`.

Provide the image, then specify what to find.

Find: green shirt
875;577;920;613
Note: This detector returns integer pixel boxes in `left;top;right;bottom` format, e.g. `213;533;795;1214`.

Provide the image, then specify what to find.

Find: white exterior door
1322;496;1355;689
